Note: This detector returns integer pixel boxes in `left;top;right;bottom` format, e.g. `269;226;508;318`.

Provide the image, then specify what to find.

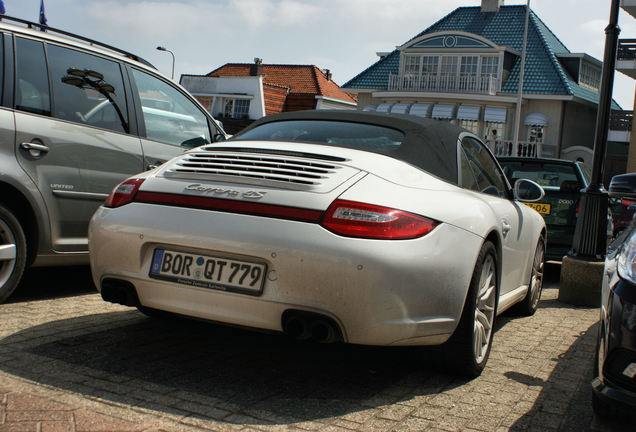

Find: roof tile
343;5;609;107
208;64;356;103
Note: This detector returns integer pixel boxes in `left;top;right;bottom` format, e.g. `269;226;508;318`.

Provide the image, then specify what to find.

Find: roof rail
0;15;156;69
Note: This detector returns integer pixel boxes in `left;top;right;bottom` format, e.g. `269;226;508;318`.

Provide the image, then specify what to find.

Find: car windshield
233;120;405;152
499;160;580;190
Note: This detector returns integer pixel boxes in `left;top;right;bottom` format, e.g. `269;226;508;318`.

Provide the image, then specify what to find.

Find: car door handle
502;220;511;237
21;142;50;152
20;142;50;158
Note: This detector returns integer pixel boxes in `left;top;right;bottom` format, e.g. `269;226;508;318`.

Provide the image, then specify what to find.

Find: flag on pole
0;0;6;16
39;0;48;29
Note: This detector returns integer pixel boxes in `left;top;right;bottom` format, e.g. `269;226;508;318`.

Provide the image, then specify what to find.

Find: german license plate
149;248;267;295
524;202;551;215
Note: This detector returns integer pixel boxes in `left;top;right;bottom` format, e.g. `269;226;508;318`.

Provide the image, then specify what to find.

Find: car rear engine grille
163;151;352;189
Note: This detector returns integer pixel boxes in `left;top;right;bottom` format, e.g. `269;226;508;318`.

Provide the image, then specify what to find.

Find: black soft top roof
232;110;467;185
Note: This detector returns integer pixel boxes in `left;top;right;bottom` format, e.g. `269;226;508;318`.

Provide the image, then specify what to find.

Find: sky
5;0;636;109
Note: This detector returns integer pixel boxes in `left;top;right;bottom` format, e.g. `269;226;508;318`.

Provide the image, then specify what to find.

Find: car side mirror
514;179;545;202
609;173;636;201
180;136;209;149
213;133;227;142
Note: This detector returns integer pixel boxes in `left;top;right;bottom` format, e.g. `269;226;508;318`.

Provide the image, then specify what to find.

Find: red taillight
575;200;580;214
320;200;438;240
104;178;145;208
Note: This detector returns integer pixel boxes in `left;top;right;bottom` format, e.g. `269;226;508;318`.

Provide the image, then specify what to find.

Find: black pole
569;0;620;260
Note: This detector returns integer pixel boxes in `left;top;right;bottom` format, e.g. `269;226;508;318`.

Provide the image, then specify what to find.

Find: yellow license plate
524;202;551;215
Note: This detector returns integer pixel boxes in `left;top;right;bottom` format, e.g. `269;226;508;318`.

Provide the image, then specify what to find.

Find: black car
592;172;636;418
498;157;612;261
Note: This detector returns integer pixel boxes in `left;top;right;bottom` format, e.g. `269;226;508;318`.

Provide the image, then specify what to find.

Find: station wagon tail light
104;178;145;208
321;200;438;240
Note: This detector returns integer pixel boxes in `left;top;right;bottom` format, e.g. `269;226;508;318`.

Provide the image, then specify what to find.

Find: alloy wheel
529;242;545;310
474;254;496;364
0;218;17;288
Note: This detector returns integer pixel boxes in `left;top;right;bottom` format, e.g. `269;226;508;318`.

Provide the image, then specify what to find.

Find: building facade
343;0;619;167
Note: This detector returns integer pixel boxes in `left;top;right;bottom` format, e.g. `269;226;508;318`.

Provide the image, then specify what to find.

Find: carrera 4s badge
185;184;267;200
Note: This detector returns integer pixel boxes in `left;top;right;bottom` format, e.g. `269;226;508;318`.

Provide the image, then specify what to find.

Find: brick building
181;61;356;134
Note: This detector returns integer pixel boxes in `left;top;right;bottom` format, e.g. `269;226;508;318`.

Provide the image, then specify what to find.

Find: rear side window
460;137;507;198
234;120;404;151
15;37;50;116
131;68;211;148
47;44;129;134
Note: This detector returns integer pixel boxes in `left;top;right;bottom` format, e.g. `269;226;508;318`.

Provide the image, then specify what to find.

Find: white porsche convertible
89;111;547;377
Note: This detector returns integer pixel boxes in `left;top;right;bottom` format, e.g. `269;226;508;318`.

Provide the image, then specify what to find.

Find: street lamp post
568;0;620;260
156;46;175;80
558;0;620;307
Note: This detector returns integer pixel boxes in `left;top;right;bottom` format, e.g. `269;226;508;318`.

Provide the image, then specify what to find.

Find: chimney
481;0;503;13
250;58;263;76
325;69;332;81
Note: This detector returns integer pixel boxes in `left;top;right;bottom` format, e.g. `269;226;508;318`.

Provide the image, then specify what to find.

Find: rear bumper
89;203;483;346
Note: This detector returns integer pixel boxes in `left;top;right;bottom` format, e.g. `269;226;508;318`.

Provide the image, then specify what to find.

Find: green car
498;157;600;261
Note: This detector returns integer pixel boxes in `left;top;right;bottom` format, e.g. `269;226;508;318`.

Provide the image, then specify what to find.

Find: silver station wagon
0;16;226;303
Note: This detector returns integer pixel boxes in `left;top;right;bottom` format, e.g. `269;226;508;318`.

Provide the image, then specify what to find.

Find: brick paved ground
0;265;624;431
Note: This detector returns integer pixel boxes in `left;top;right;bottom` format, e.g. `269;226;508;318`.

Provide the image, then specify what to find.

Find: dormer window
398;54;500;94
580;61;601;90
389;32;509;95
556;53;602;91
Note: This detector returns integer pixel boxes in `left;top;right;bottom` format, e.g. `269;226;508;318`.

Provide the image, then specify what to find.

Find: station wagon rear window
233;120;405;152
500;161;580;189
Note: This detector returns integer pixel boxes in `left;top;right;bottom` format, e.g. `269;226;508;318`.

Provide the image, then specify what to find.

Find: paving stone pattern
0;266;620;431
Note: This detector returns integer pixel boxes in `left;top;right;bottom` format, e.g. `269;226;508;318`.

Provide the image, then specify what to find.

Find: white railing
387;73;499;95
487;140;555;158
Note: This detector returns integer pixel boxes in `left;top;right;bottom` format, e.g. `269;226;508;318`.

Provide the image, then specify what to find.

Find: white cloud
581;19;606;33
4;0;635;108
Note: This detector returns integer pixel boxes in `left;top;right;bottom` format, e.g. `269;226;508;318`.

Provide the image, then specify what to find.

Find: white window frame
580;61;601;90
527;125;544;145
484;122;505;142
400;53;502;92
459;119;480;134
223;98;251;119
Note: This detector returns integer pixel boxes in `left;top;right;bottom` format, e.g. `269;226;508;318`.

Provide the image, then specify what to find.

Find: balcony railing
487;140;552;158
387;73;499;95
609;110;633;131
618;39;636;60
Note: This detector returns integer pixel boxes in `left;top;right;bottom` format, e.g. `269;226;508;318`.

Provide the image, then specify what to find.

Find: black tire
0;205;27;303
513;236;545;316
443;241;498;378
592;390;621;419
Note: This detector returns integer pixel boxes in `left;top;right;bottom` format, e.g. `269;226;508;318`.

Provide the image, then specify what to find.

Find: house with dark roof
180;60;357;133
342;0;619;165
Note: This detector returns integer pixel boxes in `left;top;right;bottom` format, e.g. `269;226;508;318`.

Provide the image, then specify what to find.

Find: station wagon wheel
514;236;545;316
0;205;27;303
444;241;498;377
